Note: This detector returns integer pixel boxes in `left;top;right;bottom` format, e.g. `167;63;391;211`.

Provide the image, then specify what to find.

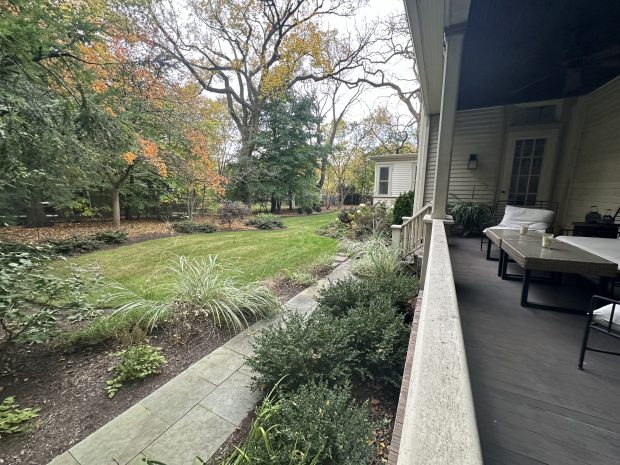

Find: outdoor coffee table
485;229;542;277
500;238;617;313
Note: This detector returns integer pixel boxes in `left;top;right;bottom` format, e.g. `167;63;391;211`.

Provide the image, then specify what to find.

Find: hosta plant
0;397;40;437
106;344;166;398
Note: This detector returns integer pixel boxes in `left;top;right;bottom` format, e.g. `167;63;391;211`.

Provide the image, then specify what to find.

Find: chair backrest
492;200;558;225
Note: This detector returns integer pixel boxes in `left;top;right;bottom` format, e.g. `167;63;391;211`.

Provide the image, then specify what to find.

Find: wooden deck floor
451;238;620;465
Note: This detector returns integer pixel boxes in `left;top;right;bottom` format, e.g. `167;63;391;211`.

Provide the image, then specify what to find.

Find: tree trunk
26;196;46;228
270;195;277;214
201;186;207;217
112;185;121;228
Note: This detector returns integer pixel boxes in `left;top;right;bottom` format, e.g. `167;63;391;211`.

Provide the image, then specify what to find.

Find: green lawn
67;213;338;301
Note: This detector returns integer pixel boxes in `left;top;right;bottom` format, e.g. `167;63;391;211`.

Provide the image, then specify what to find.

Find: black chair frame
578;295;620;370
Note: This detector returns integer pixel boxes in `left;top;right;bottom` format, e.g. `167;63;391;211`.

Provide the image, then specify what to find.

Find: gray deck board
451;238;620;465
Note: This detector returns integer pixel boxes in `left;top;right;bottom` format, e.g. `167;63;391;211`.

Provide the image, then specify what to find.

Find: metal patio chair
578;295;620;369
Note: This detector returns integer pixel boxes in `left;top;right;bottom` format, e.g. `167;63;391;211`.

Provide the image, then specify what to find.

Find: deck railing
392;202;432;256
396;219;482;465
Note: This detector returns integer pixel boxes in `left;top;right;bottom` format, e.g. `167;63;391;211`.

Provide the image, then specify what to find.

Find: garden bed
0;276;326;465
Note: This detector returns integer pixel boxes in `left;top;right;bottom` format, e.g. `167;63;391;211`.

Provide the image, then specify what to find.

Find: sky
324;0;417;123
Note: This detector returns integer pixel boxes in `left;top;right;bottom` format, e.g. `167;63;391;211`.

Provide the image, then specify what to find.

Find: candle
542;233;553;248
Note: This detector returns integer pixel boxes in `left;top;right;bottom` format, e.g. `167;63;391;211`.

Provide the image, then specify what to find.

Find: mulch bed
0;218;258;245
0;322;234;465
0;277;319;465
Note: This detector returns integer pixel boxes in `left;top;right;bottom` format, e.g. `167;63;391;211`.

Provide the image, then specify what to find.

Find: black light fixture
468;153;478;170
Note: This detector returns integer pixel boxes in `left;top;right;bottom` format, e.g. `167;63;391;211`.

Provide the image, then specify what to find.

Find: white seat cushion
593;303;620;332
496;205;555;232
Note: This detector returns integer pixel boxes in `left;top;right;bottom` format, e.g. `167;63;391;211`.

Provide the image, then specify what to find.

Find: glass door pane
508;138;545;205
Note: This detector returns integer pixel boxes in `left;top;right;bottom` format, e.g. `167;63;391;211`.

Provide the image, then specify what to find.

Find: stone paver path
48;257;351;465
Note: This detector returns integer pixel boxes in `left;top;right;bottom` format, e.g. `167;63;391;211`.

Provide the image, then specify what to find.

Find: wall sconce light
468;153;478;170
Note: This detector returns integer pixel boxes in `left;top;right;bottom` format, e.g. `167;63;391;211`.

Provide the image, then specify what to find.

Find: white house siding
423;114;440;204
564;76;620;226
374;158;417;206
391;160;416;195
449;107;505;204
424;109;505;205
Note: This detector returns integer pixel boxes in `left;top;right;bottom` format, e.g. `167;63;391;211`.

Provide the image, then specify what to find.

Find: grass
63;213;338;303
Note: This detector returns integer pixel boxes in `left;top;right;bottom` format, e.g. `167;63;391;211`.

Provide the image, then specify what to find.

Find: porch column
421;24;466;288
431;24;466;219
413;110;430;213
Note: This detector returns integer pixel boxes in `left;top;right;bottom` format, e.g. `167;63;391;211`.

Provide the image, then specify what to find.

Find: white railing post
391;224;403;248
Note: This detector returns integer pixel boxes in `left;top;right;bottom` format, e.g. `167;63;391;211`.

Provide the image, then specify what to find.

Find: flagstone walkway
48;257;351;465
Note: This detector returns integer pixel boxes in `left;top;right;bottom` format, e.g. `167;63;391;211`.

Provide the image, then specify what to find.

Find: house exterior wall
449;107;506;203
562;76;620;228
424;108;505;205
417;77;620;229
373;158;417;206
423;114;440;204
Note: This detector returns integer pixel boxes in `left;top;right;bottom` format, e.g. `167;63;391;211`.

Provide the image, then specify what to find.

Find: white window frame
375;164;392;196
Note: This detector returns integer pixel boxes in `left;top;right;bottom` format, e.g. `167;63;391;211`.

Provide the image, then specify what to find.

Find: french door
508;138;545;205
499;127;559;206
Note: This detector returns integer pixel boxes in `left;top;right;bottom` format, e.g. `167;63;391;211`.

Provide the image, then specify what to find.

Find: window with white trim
378;166;390;195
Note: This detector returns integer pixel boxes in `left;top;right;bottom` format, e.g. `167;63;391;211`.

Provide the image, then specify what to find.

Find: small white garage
371;153;417;206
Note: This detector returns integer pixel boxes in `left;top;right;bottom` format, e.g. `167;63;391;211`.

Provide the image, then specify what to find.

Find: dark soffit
458;0;620;110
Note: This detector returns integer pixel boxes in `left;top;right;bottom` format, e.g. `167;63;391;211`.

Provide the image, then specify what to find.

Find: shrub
106;344;166;398
317;273;418;318
48;236;103;254
351;241;403;278
220;383;373;465
337;209;354;224
312;204;322;213
244;213;284;230
0;397;40;436
247;312;356;392
219;201;251;228
350;203;392;239
316;218;348;238
171;221;217;234
342;298;410;390
0;248;100;346
393;191;415;225
91;230;128;244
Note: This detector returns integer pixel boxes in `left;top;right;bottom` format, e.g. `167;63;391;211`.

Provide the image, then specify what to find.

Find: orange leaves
185;130;227;195
138;138;167;177
123;151;137;165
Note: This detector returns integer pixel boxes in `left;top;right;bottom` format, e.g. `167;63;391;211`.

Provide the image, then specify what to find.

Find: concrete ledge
396;219;482;465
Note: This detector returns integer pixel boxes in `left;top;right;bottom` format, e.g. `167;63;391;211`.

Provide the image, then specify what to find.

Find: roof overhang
403;0;471;114
370;153;417;162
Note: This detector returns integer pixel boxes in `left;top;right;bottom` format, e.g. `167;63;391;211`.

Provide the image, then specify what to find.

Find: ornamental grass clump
350;240;403;278
70;255;280;346
169;256;280;331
